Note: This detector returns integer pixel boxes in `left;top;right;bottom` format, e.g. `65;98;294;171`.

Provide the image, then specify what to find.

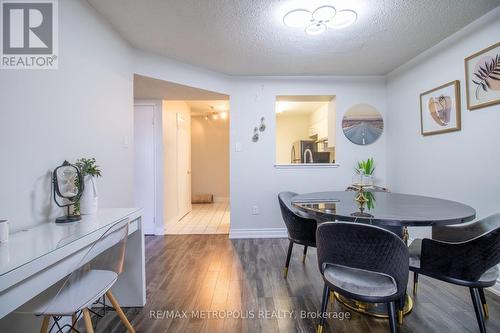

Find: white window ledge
274;163;340;169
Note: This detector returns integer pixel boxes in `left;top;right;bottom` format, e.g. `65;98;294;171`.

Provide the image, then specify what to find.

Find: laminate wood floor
92;235;500;333
165;202;230;235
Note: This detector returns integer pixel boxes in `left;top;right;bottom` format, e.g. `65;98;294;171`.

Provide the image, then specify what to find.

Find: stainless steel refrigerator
291;140;316;163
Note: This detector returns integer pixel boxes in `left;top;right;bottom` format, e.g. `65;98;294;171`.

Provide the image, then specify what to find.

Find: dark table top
291;191;476;227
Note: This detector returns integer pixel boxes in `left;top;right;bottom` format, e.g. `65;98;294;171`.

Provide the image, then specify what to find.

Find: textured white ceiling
134;74;229;100
89;0;500;76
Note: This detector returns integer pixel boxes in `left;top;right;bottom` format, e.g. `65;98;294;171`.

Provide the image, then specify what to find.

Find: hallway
165;202;230;235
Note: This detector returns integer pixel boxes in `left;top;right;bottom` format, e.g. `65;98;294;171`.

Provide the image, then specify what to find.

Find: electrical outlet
252;205;260;215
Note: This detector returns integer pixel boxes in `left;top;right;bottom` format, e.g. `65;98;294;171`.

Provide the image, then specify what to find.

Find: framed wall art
419;80;461;136
464;42;500;110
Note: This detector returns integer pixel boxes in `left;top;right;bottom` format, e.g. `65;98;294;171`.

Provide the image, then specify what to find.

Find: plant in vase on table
354;157;375;185
74;158;102;215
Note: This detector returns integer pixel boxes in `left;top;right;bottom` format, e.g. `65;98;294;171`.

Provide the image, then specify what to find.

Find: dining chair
278;191;318;279
17;218;135;333
316;222;409;333
408;213;500;333
412;213;500;317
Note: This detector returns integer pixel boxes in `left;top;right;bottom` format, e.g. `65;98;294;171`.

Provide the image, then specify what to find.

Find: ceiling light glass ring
312;5;336;22
305;23;327;36
327;9;357;29
283;9;312;28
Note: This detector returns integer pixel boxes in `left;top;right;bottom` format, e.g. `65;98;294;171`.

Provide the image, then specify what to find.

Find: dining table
291;190;476;319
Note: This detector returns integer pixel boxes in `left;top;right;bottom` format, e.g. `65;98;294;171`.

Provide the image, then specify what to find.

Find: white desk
0;208;145;325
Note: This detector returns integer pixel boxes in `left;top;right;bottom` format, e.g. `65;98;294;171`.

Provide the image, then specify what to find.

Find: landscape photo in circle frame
342;104;384;145
419;80;461;136
465;41;500;110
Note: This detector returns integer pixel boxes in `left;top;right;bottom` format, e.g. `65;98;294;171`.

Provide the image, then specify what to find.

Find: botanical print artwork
420;81;461;136
465;42;500;110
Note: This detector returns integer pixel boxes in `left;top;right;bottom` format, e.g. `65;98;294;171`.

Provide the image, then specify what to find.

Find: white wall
230;77;388;236
386;9;500;239
0;0;133;232
191;115;229;201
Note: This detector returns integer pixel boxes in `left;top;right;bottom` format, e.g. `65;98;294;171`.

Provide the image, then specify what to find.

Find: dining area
278;187;500;333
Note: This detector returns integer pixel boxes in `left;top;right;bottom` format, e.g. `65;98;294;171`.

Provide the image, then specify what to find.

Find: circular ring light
312;5;336;22
283;9;312;28
305;23;327;36
327;9;357;29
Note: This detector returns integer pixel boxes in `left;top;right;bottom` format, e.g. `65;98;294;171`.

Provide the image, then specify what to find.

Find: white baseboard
229;228;288;239
154;226;165;236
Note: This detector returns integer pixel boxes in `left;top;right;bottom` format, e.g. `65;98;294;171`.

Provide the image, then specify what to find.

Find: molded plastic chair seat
19;270;117;315
323;263;397;298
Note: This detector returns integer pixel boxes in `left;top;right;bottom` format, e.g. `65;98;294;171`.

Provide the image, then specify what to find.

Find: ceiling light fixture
283;5;357;35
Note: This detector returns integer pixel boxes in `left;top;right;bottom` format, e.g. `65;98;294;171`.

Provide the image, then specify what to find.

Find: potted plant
75;158;102;215
354;157;375;186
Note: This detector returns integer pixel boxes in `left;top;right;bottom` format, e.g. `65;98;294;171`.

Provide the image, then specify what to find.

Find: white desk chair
17;218;135;333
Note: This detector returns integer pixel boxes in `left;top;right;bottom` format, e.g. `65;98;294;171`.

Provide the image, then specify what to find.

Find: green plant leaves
473;54;500;99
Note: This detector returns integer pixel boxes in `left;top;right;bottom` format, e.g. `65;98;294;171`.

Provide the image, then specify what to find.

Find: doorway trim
134;100;164;235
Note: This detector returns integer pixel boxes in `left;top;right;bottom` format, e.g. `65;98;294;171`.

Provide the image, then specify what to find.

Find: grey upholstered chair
409;213;500;333
316;222;409;333
278;192;317;279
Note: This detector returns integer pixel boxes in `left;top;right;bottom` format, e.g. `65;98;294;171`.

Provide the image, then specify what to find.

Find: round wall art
342;104;384;145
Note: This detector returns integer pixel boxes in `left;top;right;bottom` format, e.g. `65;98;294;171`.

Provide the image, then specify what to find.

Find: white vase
80;175;98;215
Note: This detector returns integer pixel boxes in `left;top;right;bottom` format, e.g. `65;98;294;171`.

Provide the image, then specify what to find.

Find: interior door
177;112;192;219
134;104;156;234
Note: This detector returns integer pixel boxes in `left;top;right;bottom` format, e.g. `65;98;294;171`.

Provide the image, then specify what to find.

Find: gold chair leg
483;303;489;319
82;309;94;333
39;316;50;333
317;324;324;333
106;290;136;333
413;282;418;295
398;309;403;325
283;267;289;279
329;290;335;305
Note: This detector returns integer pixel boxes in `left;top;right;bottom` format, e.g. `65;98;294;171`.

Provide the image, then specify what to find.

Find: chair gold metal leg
82;309;94;333
39;316;50;333
317;324;324;333
330;290;335;305
398;309;403;325
106;290;136;333
483;303;489;319
283;267;289;279
478;288;489;319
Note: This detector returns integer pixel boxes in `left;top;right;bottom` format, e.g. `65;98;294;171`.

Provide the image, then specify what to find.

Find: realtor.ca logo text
1;0;58;69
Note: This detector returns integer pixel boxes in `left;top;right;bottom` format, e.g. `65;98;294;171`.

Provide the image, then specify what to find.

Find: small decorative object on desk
0;219;8;243
52;161;84;223
75;158;102;215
